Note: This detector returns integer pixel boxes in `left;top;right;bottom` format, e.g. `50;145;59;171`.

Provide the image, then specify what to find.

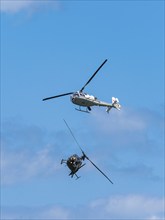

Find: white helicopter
43;59;121;113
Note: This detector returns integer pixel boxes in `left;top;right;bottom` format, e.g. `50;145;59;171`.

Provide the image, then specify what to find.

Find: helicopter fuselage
71;92;97;107
67;154;82;170
70;91;120;110
65;154;85;177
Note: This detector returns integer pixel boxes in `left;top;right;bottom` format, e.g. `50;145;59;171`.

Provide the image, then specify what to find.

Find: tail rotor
106;97;121;113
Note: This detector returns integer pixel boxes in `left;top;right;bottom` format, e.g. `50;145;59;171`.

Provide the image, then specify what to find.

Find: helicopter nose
70;96;75;103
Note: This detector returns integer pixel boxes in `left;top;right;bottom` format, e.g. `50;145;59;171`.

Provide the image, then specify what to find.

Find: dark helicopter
61;120;113;184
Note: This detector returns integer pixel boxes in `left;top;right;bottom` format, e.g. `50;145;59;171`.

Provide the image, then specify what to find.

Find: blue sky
1;0;164;219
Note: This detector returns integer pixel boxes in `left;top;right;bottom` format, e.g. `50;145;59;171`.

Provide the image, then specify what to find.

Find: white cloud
89;195;165;219
89;107;164;152
0;0;60;14
1;145;59;185
112;162;161;182
39;205;70;219
91;107;154;134
1;118;67;185
1;0;33;13
1;205;71;219
1;195;164;219
1;107;163;186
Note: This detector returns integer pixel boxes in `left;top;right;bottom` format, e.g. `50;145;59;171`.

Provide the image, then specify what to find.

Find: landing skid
74;163;86;180
75;174;81;180
69;163;86;179
75;106;91;113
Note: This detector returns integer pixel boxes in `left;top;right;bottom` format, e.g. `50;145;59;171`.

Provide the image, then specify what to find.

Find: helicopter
61;120;113;184
43;59;121;113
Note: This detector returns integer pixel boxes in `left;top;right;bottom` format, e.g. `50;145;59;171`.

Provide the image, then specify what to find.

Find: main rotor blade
85;155;113;184
63;119;84;153
43;92;73;101
80;59;108;92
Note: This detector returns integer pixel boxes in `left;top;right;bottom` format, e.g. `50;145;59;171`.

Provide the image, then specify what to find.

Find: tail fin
112;97;119;104
106;97;121;113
